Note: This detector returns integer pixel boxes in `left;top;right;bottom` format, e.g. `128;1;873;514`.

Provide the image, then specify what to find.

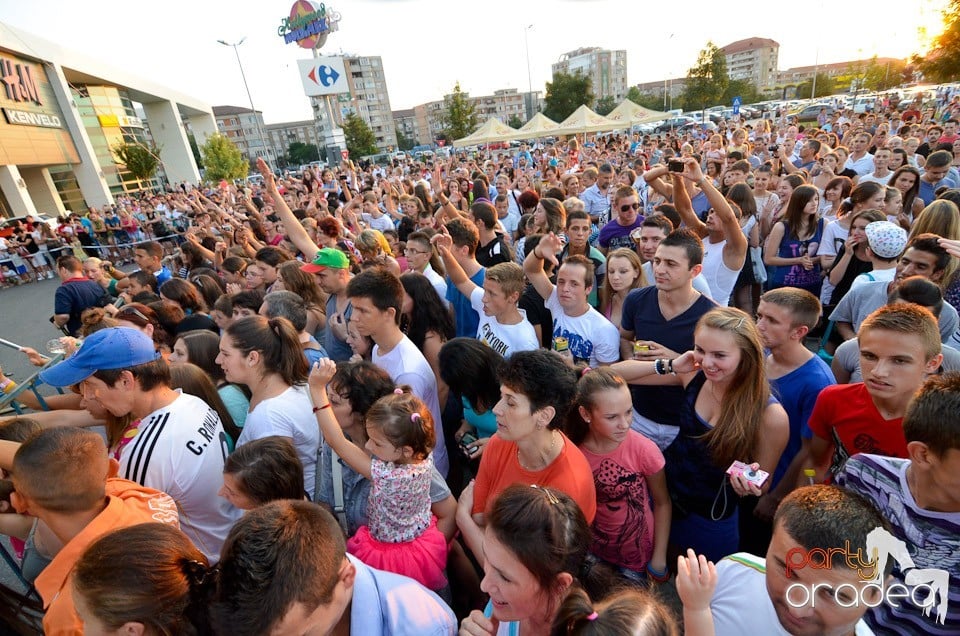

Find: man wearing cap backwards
302;247;354;362
847;221;907;291
38;327;240;561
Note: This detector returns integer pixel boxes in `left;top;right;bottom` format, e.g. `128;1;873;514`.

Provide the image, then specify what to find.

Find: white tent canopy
453;117;518;147
506;112;560;140
606;99;673;126
552;105;622;135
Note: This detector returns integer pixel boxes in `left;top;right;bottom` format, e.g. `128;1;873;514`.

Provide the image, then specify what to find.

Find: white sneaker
47;271;55;279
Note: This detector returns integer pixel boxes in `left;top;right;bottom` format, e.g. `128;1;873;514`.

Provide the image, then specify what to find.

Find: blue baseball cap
40;327;160;388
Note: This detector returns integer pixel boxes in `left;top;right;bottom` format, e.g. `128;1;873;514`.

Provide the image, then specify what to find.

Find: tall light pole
524;25;534;119
218;38;271;170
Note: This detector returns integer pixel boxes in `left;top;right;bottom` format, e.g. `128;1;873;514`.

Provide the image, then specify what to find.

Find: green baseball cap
301;247;350;273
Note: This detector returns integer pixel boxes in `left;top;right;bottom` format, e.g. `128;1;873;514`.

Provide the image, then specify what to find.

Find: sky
0;0;950;125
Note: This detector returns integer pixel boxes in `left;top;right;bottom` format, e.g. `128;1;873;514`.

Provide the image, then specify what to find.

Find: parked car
679;121;718;133
790;104;835;123
654;116;697;132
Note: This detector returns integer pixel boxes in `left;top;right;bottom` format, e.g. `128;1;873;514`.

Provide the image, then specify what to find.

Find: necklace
517;430;558;472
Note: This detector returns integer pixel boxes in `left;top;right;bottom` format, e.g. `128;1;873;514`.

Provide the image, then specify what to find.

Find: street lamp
217;38;271;170
523;25;534;119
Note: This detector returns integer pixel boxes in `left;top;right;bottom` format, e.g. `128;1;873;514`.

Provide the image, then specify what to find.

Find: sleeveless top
664;372;778;520
769;217;825;292
702;236;740;307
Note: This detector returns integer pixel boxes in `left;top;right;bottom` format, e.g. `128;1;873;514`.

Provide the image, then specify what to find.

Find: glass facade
48;165;86;213
71;85;164;195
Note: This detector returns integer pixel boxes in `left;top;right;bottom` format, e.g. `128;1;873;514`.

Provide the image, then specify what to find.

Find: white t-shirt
819;219;850;305
119;392;241;561
422;264;448;302
711;552;875;636
237;384;319;499
858;172;892;186
544;289;620;367
362;212;395;233
470;287;539;358
849;267;896;292
373;335;449;477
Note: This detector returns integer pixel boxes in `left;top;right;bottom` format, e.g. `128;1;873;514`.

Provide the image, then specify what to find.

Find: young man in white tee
39;327;239;561
346;268;449;476
434;233;538;358
523;233;620;367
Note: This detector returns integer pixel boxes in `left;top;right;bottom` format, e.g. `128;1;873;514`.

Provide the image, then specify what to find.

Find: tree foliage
682;42;729;111
722;79;762;106
287;141;320;165
396;129;416;151
795;73;837;99
629;90;671;112
440;82;478;142
507;113;525;129
342;112;379;157
112;142;161;182
200;133;247;181
595;95;616;116
863;57;909;91
543;71;594;122
915;0;960;82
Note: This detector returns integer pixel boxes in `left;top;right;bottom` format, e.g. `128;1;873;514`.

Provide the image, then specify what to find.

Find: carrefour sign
277;1;340;50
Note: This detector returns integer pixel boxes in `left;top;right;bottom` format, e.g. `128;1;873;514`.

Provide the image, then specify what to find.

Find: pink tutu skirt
347;516;448;590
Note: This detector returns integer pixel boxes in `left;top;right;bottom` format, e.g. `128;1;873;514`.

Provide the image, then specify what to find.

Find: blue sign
732;95;742;115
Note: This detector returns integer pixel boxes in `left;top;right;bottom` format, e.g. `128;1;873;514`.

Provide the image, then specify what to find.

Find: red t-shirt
807;383;908;478
472;433;597;523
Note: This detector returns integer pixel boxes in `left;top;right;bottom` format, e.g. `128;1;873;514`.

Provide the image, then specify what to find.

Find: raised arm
671;170;707;237
681;158;747;269
257;157;320;260
307;359;372;480
432;233;478;296
522;232;563;300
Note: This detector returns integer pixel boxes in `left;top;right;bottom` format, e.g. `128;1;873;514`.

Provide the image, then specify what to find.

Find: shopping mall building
0;21;217;219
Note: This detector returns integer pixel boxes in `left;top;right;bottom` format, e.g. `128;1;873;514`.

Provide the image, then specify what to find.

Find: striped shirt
836;454;960;635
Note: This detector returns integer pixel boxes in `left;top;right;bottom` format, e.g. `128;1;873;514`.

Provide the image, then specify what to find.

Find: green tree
287;141;320;165
342;112;379;157
595;95;616;115
795;73;837;99
112;141;161;183
396;129;416;151
682;42;729;112
721;79;762;106
915;0;960;82
626;86;643;103
863;57;908;91
439;82;478;141
200;133;247;181
543;71;594;122
187;133;203;169
629;91;670;111
507;113;525;129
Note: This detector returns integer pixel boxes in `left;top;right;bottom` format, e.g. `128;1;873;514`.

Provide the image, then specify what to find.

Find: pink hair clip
394;388;403;395
586;612;598;621
410;412;421;423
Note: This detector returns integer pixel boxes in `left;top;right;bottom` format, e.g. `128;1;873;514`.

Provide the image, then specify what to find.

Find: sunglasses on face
620;202;640;212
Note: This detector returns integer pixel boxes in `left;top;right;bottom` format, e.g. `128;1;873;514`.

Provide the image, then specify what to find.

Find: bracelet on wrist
312;403;331;413
654;359;665;375
647;563;670;582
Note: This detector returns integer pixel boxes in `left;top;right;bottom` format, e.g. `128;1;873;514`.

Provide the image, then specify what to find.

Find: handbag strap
330;449;349;532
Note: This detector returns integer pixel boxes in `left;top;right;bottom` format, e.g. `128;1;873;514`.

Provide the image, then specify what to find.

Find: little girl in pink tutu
308;359;447;590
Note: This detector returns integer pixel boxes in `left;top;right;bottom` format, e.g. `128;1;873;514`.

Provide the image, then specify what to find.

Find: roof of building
779;57;903;76
392;108;416;118
720;38;779;55
263;120;315;130
212;105;260;117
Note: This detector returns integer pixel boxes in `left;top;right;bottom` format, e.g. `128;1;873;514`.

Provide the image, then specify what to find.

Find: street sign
298;57;348;97
732;95;742;115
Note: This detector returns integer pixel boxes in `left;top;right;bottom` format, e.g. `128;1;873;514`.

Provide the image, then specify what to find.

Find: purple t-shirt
598;217;644;251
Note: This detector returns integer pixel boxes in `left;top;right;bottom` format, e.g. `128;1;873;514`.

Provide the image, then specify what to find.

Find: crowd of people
0;92;958;635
